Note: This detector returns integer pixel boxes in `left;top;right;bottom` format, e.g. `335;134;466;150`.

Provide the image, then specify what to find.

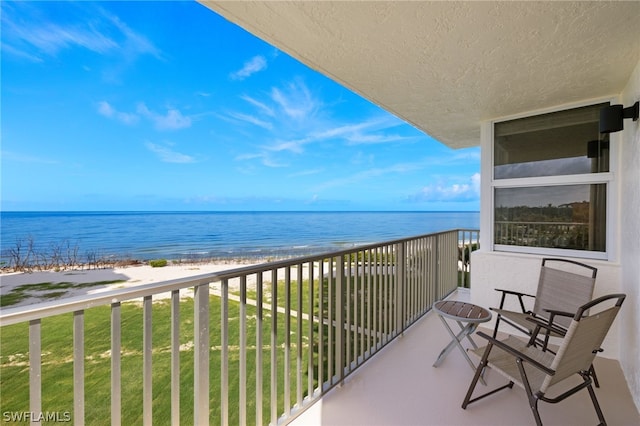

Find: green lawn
0;288;316;425
1;265;447;425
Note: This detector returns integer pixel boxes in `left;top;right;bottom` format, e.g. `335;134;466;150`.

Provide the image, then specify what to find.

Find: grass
1;264;466;423
0;288;317;425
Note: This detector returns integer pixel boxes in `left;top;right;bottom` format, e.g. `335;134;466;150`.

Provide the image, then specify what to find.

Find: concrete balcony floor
293;289;640;426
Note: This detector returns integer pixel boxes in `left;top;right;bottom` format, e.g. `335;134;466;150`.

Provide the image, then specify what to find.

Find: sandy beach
0;262;263;309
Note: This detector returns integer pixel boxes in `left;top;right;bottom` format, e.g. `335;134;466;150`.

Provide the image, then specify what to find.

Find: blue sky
1;1;480;212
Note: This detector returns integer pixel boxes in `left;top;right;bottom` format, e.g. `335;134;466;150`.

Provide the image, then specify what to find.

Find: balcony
1;229;638;425
291;288;639;426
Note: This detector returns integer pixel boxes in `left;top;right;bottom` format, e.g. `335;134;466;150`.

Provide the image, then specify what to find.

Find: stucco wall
619;57;640;414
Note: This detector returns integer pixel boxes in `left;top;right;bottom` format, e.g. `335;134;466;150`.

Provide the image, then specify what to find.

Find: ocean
0;211;479;264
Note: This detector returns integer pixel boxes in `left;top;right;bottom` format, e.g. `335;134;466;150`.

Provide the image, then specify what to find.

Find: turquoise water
0;211;479;262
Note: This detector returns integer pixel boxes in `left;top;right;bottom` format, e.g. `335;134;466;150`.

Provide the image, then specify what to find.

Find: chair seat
470;335;555;391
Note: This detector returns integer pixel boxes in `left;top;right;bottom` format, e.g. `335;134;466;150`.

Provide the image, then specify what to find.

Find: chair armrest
494;288;535;311
527;309;575;351
542;308;574;319
494;288;536;298
525;316;567;337
476;331;555;376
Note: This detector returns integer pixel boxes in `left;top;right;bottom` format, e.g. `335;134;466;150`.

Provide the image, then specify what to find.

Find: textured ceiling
201;1;640;149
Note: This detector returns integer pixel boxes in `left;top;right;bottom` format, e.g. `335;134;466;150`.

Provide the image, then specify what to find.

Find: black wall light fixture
599;101;639;133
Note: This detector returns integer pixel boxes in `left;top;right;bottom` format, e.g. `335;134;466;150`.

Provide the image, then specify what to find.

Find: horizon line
1;209;480;214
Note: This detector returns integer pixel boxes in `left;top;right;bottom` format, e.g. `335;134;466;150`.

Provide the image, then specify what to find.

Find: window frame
488;100;618;261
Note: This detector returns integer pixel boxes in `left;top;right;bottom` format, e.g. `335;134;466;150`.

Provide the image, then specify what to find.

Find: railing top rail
0;273;217;326
495;221;587;226
0;228;476;326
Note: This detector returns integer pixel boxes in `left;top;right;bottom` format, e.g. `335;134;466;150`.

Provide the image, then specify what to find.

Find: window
492;103;611;258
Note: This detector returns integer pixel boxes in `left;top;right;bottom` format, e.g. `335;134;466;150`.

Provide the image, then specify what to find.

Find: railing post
462;230;468;288
255;273;263;426
221;279;229;426
239;277;247;426
270;270;278;425
111;303;121;426
435;234;441;300
308;261;315;397
73;311;85;426
336;255;345;384
317;260;324;392
171;290;180;426
396;242;405;335
194;283;209;425
284;267;291;416
143;296;153;426
29;319;41;426
383;246;389;344
327;258;334;385
296;264;304;406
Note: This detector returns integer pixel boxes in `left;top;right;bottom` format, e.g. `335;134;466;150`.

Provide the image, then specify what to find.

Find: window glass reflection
494;104;609;179
494;185;606;252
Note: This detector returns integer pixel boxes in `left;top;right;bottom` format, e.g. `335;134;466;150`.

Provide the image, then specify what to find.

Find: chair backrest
532;258;597;328
541;294;625;392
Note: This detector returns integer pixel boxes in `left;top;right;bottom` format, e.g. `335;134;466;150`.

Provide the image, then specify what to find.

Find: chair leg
589;364;600;388
462;341;496;408
516;358;543;426
492;315;501;338
462;343;514;408
462;346;489;409
586;379;607;425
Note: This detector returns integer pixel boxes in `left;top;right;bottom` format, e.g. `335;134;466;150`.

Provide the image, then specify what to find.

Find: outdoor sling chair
462;293;626;426
491;258;599;384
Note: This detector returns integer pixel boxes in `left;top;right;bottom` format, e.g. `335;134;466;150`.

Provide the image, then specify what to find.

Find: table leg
433;315;486;385
433;315;462;367
457;320;480;349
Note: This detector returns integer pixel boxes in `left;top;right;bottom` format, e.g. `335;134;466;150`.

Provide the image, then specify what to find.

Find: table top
433;300;491;323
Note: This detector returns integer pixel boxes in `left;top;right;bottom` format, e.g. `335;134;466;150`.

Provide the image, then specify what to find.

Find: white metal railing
0;229;478;425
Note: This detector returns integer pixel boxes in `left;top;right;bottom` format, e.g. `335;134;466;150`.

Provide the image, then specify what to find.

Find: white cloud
268;115;408;154
311;117;410;145
99;101;192;130
241;95;275;117
230;55;267;80
267;138;309;154
1;150;58;164
4;19;117;58
228;112;273;130
314;162;422;192
409;173;480;202
137;103;192;130
350;151;375;166
288;169;324;178
103;10;163;60
228;82;414;168
346;133;411;145
271;80;317;120
1;2;162;64
145;142;195;163
235;152;287;168
97;101;139;125
0;43;44;63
